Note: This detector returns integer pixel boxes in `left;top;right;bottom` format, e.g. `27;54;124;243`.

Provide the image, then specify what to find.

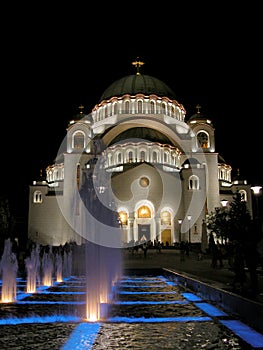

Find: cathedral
28;59;253;247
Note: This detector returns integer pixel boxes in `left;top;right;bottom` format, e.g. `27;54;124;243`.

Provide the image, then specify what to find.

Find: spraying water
41;245;53;286
85;241;122;321
62;245;72;279
25;243;41;293
79;160;123;322
55;247;63;283
0;238;18;302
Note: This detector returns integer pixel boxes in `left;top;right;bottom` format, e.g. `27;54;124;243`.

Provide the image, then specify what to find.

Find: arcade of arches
118;205;173;246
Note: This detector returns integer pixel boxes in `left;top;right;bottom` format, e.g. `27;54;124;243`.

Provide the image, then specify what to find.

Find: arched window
138;205;151;218
53;169;58;180
161;102;166;114
128;151;133;163
73;131;85;149
98;108;102;121
138;100;143;113
106;104;111;117
33;191;42;203
161;210;171;225
113;103;118;115
163;152;168;163
150;101;155;113
239;189;247;202
197;131;209;149
140;151;146;162
189;175;200;190
152;151;158;162
139;177;149;187
48;170;53;182
125;100;130;113
118;211;128;225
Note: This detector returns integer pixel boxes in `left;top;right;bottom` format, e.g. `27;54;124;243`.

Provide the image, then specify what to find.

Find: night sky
1;5;262;216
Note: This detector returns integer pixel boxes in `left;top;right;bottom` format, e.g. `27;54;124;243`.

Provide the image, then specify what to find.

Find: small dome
188;104;213;126
232;168;246;182
100;74;177;102
188;112;206;122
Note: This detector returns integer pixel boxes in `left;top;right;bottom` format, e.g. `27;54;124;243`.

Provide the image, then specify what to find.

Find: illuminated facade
28;61;254;246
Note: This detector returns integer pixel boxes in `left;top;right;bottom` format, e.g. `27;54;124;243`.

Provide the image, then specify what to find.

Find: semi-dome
100;74;177;102
109;127;174;146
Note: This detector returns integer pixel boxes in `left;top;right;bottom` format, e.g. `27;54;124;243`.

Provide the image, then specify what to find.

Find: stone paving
122;247;263;304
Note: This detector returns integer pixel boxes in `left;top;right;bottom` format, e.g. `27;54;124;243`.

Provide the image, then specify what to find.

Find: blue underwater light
219;320;263;348
61;322;101;350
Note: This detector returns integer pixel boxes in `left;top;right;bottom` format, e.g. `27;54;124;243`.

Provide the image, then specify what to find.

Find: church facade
28;60;253;247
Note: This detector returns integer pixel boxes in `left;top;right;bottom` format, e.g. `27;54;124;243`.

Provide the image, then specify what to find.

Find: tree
227;192;253;244
206;191;253;244
206;206;230;243
206;192;260;295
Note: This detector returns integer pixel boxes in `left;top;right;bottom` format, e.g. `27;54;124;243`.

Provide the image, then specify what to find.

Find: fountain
25;243;40;293
0;232;263;348
41;245;53;287
79;155;123;322
62;245;72;278
0;238;18;302
54;247;63;283
85;241;122;321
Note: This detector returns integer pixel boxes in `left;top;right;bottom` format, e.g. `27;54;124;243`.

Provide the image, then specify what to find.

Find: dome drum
92;94;186;124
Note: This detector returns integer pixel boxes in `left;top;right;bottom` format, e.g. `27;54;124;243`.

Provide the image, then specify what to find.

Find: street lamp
221;199;229;207
178;219;182;242
251;186;262;220
187;215;192;243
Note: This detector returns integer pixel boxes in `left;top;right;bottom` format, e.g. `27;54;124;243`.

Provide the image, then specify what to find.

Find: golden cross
196;104;202;114
78;104;84;115
132;57;145;75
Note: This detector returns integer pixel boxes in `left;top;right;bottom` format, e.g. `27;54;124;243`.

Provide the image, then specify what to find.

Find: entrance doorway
161;229;171;245
138;224;150;242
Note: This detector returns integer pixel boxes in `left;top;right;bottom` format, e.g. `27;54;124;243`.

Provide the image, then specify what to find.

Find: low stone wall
164;268;263;334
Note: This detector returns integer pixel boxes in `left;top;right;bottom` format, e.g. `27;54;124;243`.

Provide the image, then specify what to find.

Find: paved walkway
122;247;263;304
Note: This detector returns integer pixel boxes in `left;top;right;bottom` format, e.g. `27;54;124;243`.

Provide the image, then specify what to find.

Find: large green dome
100;74;177;102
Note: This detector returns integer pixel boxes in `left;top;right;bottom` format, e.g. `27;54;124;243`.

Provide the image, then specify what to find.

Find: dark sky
1;5;262;215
